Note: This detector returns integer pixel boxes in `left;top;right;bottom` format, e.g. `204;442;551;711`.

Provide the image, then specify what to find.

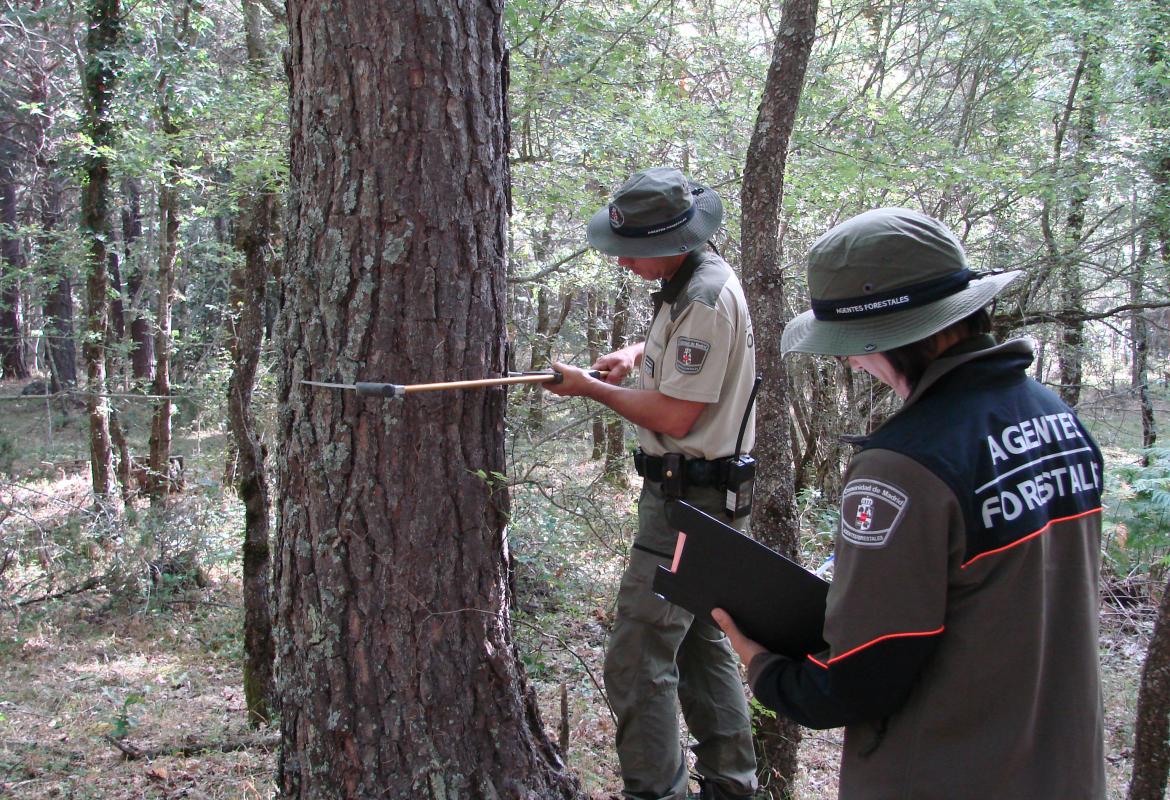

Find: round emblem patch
609;204;625;230
840;478;909;547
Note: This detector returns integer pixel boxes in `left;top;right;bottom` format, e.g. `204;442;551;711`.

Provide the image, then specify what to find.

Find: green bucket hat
781;208;1020;356
586;167;723;258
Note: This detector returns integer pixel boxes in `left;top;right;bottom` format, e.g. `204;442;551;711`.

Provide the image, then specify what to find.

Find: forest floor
0;381;1162;798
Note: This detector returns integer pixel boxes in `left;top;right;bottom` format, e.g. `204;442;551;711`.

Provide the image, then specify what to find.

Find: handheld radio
724;375;762;520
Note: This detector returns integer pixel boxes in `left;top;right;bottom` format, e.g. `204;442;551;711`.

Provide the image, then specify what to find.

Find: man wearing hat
545;167;759;800
712;208;1106;798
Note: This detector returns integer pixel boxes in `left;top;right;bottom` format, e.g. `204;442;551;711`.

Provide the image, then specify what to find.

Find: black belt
632;448;730;488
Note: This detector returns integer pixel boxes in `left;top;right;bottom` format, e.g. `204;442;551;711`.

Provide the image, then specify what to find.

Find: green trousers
604;480;758;800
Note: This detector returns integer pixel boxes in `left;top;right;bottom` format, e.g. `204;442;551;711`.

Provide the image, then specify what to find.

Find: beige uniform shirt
637;247;756;460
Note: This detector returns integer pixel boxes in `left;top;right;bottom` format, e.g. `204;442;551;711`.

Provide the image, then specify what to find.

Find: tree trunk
148;1;195;504
80;0;121;501
276;1;581;796
1130;237;1156;460
1127;576;1170;800
230;190;276;726
37;175;76;391
603;282;630;484
1045;41;1102;408
0;173;30;380
738;0;818;795
1127;7;1170;796
586;292;606;460
122;179;154;382
147;167;178;502
229;0;278;729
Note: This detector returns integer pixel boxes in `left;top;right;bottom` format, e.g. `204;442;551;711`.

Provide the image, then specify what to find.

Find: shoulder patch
840;479;909;548
675;338;710;374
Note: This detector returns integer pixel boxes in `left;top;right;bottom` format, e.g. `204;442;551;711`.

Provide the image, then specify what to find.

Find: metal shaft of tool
402;373;560;394
305;369;608;400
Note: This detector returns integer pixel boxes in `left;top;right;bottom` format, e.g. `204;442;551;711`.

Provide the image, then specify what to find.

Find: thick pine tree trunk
739;0;818;795
276;1;580;796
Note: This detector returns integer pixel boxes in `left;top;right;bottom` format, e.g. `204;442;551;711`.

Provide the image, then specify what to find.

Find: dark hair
883;309;992;388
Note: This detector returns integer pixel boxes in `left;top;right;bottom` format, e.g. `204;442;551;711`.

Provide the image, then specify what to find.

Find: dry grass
0;384;1159;799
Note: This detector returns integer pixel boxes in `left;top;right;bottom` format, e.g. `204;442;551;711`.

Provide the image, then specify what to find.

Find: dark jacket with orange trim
748;335;1105;799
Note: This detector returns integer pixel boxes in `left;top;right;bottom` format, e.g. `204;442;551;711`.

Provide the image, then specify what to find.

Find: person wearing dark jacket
713;207;1106;800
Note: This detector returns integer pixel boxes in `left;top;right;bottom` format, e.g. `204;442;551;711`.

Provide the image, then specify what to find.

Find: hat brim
781;271;1021;356
586;184;723;258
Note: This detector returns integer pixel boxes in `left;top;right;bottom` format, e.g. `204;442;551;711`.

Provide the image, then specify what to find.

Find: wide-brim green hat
587;167;723;258
781;208;1021;356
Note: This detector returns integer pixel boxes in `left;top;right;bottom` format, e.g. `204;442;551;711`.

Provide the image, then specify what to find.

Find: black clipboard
651;499;829;659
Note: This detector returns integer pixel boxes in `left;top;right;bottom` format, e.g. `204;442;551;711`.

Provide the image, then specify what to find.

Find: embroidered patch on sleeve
840;478;909;548
675;338;711;374
643;354;656;380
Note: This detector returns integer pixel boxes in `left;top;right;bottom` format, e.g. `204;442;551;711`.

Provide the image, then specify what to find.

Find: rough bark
738;0;818;794
80;0;120;500
1127;577;1170;800
276;0;580;796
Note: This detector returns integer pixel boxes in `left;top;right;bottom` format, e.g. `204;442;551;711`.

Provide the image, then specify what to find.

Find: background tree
275;0;581;795
739;0;818;794
80;0;122;500
226;0;282;727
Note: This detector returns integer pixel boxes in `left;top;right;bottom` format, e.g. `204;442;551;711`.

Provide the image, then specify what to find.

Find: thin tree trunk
1131;237;1156;461
122;179;154;382
228;0;278;728
603;282;630;484
38;176;76;391
230;189;276;725
276;0;581;795
0;189;28;381
80;0;121;501
586;292;606;460
739;0;818;794
0;173;30;380
1042;43;1101;408
1127;8;1170;795
147;1;194;503
147;169;178;502
1127;576;1170;800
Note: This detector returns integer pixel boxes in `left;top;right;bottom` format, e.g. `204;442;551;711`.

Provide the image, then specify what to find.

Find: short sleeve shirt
637;247;756;460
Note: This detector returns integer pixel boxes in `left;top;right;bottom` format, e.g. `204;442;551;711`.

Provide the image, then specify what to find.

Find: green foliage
102;687;149;740
796;487;838;567
0;429;16;476
1104;447;1170;582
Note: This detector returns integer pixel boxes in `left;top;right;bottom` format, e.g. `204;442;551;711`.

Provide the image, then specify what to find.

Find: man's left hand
544;362;597;397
